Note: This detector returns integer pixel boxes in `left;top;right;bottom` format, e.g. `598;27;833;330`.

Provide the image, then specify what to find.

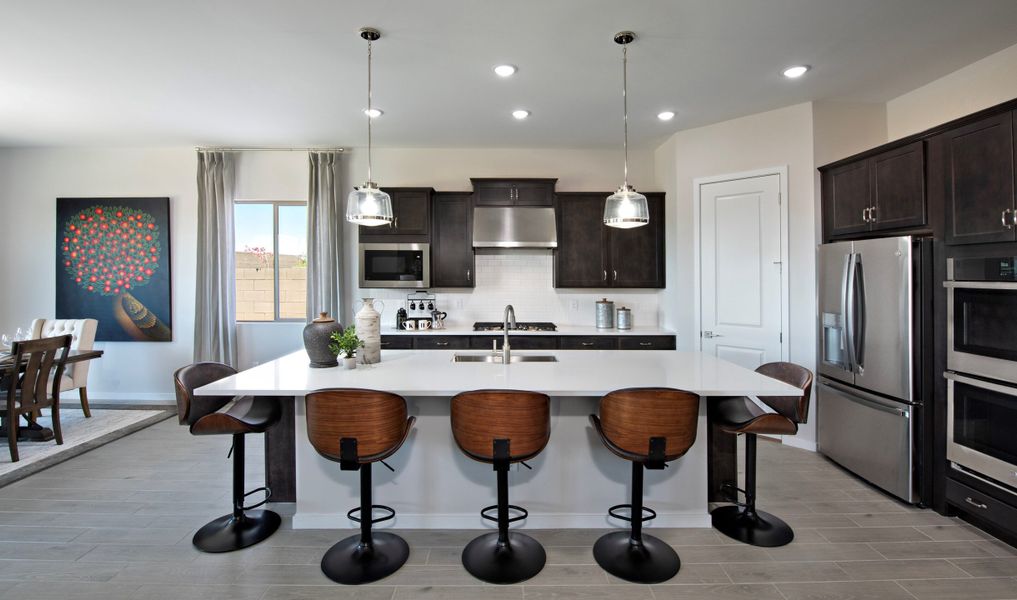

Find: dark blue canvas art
56;197;172;342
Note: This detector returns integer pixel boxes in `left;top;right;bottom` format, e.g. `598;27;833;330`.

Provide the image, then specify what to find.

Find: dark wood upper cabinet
431;192;475;288
555;193;607;287
359;187;433;241
822;142;926;240
471;178;556;207
554;192;665;289
610;192;666;287
934;111;1015;245
823;160;871;238
870;142;926;231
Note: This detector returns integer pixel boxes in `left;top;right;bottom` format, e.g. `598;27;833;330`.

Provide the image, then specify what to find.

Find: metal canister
596;298;615;329
616;306;632;330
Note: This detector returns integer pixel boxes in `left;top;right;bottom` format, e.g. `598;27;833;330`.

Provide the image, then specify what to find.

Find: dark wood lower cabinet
559;336;618;350
412;336;469;350
618;336;677;350
469;335;558;350
381;334;676;351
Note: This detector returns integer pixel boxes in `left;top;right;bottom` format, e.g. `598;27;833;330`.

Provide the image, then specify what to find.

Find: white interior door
699;174;784;371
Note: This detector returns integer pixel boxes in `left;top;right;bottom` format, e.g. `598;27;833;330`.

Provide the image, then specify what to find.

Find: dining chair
30;319;98;417
2;335;72;462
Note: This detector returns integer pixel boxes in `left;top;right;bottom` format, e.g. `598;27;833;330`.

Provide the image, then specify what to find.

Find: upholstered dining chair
30;319;98;417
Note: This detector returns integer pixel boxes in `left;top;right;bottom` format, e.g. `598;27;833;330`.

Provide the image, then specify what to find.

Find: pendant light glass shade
605;31;649;229
347;27;394;227
346;182;392;226
604;185;649;228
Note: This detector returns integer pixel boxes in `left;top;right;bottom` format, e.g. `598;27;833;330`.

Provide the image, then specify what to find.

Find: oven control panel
950;257;1017;282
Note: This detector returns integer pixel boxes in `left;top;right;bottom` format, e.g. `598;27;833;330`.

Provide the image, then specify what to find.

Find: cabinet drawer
412;336;469;350
618;336;676;350
380;336;413;350
469;335;558;350
560;336;617;350
946;477;1017;537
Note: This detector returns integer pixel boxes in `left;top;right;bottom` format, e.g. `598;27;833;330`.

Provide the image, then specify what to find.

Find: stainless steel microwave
359;243;430;288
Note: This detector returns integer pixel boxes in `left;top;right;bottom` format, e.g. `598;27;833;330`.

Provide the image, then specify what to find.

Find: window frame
234;199;307;323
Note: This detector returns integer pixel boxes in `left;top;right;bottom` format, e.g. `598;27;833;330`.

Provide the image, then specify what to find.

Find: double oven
945;256;1017;491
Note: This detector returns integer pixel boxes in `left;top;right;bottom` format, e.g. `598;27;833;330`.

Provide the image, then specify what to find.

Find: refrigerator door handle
853;253;866;372
821;380;908;417
843;253;857;372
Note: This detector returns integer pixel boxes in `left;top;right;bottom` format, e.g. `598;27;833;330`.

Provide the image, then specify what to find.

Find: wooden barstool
589;387;700;584
173;362;282;552
451;390;550;584
304;388;415;585
711;362;813;547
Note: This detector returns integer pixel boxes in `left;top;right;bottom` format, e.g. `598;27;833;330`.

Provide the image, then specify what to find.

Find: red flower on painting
61;206;161;296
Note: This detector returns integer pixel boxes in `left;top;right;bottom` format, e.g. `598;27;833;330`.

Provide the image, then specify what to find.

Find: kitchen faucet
502;304;516;363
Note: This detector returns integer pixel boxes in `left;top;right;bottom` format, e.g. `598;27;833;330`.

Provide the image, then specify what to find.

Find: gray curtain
306;151;344;323
193;151;238;366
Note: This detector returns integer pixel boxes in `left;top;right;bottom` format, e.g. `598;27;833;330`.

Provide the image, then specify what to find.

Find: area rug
0;408;173;486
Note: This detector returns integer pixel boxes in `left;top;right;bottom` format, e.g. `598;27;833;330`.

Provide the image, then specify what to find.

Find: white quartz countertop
195;349;799;398
382;325;676;337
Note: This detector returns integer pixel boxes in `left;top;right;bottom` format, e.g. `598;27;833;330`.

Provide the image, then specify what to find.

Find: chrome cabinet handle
613;270;618;281
638;342;652;347
868;206;876;222
466;269;471;282
435;341;449;347
380;342;390;347
1003;209;1014;230
580;342;595;347
965;497;988;510
393;216;399;229
862;207;870;222
603;270;607;281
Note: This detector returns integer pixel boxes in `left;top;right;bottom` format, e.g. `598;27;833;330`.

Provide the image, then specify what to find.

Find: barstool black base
593;530;680;584
192;509;281;553
711;505;795;547
321;531;410;585
462;531;546;584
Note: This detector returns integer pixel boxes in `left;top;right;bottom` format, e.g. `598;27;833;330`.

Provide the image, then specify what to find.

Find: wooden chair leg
8;417;19;463
79;387;91;418
51;402;63;446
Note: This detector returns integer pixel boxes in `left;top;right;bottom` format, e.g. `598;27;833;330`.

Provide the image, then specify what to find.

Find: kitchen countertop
382;324;676;337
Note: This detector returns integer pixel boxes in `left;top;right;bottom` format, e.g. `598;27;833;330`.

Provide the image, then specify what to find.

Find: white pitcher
356;298;384;364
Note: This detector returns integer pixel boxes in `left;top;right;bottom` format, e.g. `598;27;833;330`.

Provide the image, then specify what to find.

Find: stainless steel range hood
472;206;558;248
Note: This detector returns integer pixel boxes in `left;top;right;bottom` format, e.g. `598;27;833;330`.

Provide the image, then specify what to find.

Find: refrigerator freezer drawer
818;379;917;503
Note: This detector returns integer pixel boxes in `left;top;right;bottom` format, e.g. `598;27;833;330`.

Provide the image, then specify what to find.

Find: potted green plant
329;326;365;369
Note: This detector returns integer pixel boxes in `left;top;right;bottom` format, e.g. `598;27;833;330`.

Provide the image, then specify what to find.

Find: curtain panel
306;151;344;324
193;151;238;365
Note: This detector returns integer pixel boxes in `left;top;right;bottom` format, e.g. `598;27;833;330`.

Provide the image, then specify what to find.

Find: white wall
654;103;820;448
886;41;1017;140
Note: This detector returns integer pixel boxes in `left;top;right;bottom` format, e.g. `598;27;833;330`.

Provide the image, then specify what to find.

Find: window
234;201;307;321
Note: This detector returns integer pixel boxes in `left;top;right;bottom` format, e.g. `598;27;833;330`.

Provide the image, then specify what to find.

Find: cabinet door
941;112;1016;245
473;182;515;206
513;182;554;206
822;160;871;238
431;193;475;287
870;141;926;231
609;192;665;288
391;189;431;236
554;194;608;287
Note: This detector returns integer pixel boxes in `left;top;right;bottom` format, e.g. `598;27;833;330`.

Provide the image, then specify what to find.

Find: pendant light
603;31;649;229
346;27;393;226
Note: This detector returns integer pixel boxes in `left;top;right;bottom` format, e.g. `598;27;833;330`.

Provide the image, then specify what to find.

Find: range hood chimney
472;206;558;248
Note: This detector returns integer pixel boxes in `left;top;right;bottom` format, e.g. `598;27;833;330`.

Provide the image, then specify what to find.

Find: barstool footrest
480;503;528;524
347;504;396;525
239;486;272;511
607;503;657;523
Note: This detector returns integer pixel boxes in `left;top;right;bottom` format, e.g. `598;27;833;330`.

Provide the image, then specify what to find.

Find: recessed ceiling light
363;108;383;118
657;111;676;121
512;109;530;120
782;65;810;79
494;64;517;77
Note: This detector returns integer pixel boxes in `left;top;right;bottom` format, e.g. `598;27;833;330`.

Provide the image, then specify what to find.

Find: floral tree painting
56;197;172;342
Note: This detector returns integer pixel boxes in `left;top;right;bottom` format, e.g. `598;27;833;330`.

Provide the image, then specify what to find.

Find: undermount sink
452;353;558;363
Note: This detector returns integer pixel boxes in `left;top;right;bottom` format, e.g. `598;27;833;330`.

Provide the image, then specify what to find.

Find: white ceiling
3;0;1017;149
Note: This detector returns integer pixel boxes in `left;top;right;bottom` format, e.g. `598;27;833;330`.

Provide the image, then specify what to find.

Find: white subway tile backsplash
360;249;660;329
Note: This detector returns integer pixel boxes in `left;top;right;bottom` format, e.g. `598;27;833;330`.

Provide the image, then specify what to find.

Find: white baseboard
292;511;712;530
781;436;817;452
87;392;175;403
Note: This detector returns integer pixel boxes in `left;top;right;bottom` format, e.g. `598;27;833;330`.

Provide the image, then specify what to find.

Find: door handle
851;253;866;372
868;206;876;223
862;207;870;223
613;270;618;281
466;269;471;282
842;253;857;372
603;270;607;281
964;497;988;510
702;331;724;339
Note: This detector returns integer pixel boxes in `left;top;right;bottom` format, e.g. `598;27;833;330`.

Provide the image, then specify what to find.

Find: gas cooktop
473;321;558;332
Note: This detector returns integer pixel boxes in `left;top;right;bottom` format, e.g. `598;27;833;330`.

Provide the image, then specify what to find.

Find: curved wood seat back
172;362;237;427
755;362;814;424
595;388;700;462
450;390;551;463
8;335;71;415
304;388;413;464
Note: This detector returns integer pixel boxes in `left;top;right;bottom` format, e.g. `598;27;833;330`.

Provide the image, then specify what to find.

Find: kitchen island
195;349;801;530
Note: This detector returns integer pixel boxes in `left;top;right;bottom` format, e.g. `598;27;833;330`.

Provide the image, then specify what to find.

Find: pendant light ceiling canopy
603;31;649;229
347;27;393;227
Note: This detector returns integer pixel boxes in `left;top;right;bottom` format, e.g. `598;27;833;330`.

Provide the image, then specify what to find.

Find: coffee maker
404;291;445;329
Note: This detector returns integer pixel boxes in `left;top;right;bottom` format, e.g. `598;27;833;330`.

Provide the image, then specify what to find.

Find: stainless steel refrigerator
817;235;928;504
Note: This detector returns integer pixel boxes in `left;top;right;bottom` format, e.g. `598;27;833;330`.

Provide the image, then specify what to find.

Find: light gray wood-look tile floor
0;419;1015;599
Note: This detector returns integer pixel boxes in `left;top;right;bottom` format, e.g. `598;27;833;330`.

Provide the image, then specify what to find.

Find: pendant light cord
622;44;629;189
366;38;374;184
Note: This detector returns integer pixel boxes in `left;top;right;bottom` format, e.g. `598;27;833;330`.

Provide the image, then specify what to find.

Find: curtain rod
195;146;345;152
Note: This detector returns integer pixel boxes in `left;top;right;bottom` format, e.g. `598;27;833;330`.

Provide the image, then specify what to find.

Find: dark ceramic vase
303;312;342;368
